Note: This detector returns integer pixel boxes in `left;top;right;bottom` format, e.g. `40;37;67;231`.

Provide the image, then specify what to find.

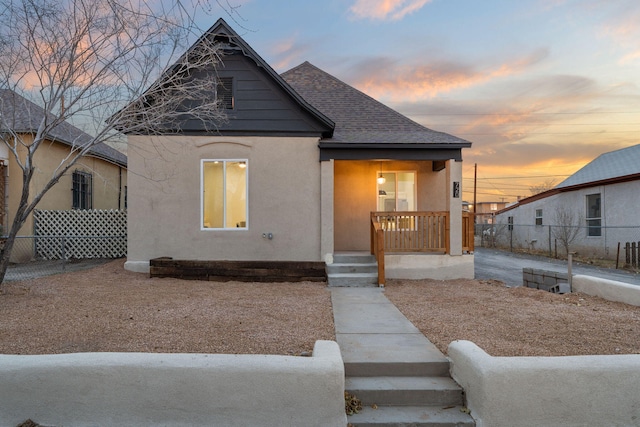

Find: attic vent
216;77;234;109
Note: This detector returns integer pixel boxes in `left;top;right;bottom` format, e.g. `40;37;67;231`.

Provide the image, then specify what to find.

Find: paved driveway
474;247;640;287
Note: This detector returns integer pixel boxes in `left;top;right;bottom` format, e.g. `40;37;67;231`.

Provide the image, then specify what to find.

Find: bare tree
529;178;557;196
0;0;229;288
551;205;583;256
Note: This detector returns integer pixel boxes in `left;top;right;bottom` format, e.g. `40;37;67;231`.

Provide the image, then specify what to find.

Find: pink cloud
350;0;431;21
350;49;548;102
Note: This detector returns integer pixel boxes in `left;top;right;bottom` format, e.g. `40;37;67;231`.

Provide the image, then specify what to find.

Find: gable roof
557;144;640;188
0;89;127;167
116;18;334;138
281;61;472;160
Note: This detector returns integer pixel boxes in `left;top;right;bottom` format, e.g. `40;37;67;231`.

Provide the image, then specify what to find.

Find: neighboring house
474;201;508;225
0;89;127;260
122;18;474;281
494;144;640;259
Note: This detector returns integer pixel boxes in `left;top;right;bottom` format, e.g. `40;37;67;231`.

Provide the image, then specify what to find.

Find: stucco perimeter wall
0;341;347;427
126;135;323;268
448;340;640;427
385;254;474;280
573;274;640;306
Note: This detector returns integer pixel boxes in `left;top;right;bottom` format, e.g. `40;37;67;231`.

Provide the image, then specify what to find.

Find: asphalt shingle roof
557;144;640;188
0;89;127;167
281;61;472;146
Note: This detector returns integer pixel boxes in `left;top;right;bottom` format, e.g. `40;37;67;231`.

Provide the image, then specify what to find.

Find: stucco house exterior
494;144;640;259
122;19;474;282
0;89;128;260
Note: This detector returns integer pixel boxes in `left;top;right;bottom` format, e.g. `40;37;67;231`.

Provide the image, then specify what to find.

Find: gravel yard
0;260;638;356
385;278;640;357
0;259;334;355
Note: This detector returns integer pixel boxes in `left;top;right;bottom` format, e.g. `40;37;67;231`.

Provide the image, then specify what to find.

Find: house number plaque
453;181;460;198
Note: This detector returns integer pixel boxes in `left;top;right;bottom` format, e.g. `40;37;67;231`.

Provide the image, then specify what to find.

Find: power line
406;112;640;116
431;123;640;126
451;130;640;136
463;174;570;180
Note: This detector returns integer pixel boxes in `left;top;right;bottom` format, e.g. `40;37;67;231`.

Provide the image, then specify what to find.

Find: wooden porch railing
370;211;474;286
462;212;475;252
370;217;385;287
371;211;450;253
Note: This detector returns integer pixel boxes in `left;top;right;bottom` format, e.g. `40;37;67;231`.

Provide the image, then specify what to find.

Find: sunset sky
207;0;640;203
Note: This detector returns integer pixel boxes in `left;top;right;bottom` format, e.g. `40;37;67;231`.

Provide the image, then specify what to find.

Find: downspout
118;166;122;210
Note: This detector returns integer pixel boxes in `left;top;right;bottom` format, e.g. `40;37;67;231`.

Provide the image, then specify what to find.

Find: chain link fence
4;235;125;282
475;223;640;271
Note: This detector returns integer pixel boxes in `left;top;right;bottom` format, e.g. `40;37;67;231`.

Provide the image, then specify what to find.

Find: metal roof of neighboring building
557;144;640;189
0;89;127;167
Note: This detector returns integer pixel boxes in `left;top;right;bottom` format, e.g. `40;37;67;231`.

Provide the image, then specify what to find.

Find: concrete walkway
331;287;449;375
331;287;475;426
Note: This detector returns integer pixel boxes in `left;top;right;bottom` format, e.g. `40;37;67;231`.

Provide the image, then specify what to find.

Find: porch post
447;159;463;256
320;159;334;264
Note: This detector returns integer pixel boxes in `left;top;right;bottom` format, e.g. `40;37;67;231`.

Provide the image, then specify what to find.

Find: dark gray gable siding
180;52;333;136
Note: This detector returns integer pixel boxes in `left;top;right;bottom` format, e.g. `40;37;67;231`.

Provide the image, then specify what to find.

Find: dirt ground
385;278;640;356
0;259;638;356
0;260;334;356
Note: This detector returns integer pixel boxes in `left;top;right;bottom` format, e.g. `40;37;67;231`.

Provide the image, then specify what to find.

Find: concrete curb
448;340;640;427
573;274;640;306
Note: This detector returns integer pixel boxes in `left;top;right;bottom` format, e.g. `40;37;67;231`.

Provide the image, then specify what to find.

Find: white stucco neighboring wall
494;179;640;259
0;341;347;427
449;340;640;427
125;135;323;269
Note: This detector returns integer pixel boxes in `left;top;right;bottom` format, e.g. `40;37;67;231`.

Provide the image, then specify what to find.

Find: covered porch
321;158;474;285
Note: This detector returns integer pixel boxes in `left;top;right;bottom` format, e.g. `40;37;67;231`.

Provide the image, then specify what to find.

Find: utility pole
473;163;477;224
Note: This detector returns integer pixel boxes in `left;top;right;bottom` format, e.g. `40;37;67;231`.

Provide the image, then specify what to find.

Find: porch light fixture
377;162;386;184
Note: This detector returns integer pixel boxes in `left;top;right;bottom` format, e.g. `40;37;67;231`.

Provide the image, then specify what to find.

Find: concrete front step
345;360;451;377
326;262;378;274
327;272;379;287
327;253;380;287
333;253;376;264
347;405;475;427
346;376;464;407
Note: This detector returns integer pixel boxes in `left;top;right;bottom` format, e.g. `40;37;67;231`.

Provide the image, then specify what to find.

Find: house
473;201;508;225
122;18;474;282
494;144;640;259
0;89;128;260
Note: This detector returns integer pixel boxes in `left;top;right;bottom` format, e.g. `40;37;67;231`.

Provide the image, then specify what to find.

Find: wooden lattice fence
33;209;127;259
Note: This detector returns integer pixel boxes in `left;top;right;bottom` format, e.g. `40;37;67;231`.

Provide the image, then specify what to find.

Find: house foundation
384;254;474;280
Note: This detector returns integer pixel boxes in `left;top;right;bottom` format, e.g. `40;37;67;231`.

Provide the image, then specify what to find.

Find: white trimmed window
201;159;247;229
535;209;543;226
586;193;601;237
72;170;92;210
